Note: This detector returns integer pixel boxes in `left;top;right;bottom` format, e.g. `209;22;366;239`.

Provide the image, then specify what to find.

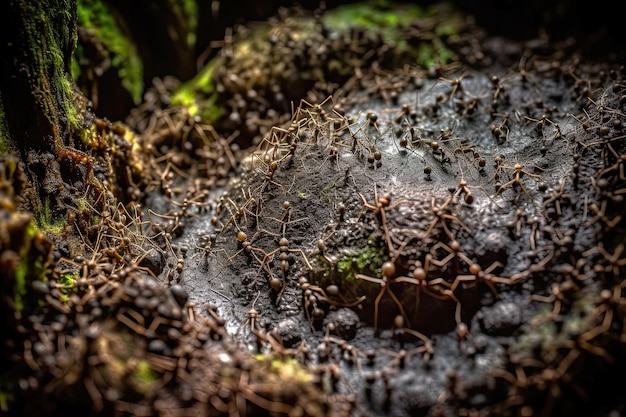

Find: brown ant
254;201;313;303
523;114;562;140
217;188;259;232
490;113;510;143
421;195;471;247
529;280;579;326
391;256;459;307
237;291;263;339
451;261;516;299
597;142;626;183
356;261;411;332
358;184;408;258
300;277;365;328
438;72;468;103
494;160;543;201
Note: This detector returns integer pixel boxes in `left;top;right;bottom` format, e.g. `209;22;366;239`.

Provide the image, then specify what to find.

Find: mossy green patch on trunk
1;0;80;154
76;0;143;105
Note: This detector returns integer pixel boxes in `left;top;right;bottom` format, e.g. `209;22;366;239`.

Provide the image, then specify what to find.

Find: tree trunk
0;0;87;220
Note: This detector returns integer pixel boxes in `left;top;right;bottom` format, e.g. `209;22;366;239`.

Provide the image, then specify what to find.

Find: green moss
58;272;77;302
60;75;82;131
324;0;460;68
172;88;199;117
171;61;225;123
415;38;457;68
0;377;12;413
77;0;143;104
76;197;87;211
35;197;67;237
312;238;386;300
16;1;81;147
135;359;158;385
13;249;28;313
320;184;335;204
254;355;315;384
324;0;424;35
13;220;51;312
169;0;198;47
336;243;385;282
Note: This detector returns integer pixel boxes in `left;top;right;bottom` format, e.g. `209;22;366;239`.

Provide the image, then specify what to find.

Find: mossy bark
0;0;88;218
73;0;199;121
0;0;100;314
0;0;79;154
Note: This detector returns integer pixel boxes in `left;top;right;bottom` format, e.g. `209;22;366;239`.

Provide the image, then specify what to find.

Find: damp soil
166;60;623;416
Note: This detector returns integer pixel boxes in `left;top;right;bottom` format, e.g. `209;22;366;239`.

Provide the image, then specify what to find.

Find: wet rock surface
169;38;626;416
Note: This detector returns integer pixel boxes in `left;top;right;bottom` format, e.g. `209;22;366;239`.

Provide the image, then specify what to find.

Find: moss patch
171;61;224;123
323;0;461;67
76;0;143;104
35;197;67;237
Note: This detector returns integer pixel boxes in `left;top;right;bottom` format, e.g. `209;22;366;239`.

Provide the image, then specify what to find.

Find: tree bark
0;0;79;154
0;0;87;221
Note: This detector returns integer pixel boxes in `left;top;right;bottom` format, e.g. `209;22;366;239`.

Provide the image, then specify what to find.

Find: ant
227;228;274;268
300;277;365;328
523;114;562;140
421;195;471;247
391;256;459;308
575;284;626;362
237;291;263;340
457;86;487;117
358;184;408;258
355;261;411;332
451;261;516;299
255;201;313;303
438;72;468;103
528;280;579;326
217;188;259;232
250;152;287;198
494;159;543;201
597;142;626;183
490;113;510;143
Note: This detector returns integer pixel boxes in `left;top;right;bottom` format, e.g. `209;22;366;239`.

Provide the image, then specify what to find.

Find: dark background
87;0;625;121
